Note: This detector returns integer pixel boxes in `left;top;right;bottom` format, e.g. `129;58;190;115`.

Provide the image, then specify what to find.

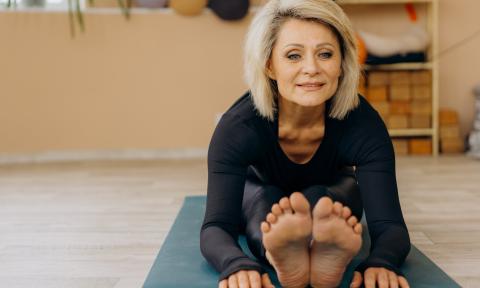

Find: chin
295;95;330;107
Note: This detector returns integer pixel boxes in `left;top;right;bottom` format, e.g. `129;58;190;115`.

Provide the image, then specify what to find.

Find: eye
287;54;301;60
319;52;333;59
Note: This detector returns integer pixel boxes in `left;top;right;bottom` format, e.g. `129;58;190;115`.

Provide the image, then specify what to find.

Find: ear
266;59;276;80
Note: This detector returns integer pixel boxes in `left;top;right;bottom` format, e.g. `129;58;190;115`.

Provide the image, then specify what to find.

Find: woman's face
267;18;342;107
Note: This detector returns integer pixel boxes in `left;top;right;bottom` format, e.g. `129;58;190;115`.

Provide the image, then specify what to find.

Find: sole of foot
261;192;312;288
310;197;362;288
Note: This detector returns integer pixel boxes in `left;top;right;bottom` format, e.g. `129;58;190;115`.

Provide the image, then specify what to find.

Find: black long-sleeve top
200;92;411;281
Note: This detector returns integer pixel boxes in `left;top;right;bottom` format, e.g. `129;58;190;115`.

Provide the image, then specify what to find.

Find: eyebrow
283;43;335;49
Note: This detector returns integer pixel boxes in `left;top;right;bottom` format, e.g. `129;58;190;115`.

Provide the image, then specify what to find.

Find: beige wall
0;1;478;155
438;0;480;138
1;10;251;154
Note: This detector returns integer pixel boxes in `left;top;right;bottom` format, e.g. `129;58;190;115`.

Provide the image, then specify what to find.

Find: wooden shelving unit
340;0;439;156
337;0;433;4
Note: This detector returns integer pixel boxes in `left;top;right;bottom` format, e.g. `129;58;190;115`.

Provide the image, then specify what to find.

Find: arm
200;114;264;281
341;101;411;276
354;142;411;276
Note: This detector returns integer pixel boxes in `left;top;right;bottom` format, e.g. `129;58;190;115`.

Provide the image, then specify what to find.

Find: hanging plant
4;0;132;37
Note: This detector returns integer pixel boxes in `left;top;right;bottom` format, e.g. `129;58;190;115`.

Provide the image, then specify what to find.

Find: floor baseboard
0;148;208;165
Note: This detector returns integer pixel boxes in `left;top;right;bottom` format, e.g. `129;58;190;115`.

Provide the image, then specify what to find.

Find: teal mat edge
143;196;461;288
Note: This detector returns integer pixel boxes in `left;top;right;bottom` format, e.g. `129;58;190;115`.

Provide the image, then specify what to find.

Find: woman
201;0;411;287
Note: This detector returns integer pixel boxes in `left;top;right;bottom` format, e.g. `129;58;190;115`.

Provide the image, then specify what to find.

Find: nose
302;54;320;76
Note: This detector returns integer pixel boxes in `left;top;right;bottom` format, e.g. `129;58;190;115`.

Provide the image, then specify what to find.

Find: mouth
297;83;325;90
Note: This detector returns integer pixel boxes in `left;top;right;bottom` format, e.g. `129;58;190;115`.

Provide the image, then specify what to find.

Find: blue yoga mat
143;196;460;288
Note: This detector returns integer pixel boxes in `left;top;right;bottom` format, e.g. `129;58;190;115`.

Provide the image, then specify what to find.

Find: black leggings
240;167;363;264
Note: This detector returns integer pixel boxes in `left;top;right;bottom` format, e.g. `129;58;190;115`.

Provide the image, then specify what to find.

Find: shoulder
217;91;268;137
208;92;267;162
343;95;384;126
337;95;394;164
223;91;263;124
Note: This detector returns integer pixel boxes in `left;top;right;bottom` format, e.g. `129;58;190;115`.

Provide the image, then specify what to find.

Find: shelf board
363;62;433;71
388;128;433;137
337;0;433;4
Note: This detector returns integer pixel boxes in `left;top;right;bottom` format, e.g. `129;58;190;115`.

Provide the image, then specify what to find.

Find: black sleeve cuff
355;259;404;277
219;257;265;281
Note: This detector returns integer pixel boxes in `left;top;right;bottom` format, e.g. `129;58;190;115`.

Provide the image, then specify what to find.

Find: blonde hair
244;0;360;121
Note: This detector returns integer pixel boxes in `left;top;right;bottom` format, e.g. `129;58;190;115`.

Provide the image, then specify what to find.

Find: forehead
275;18;339;48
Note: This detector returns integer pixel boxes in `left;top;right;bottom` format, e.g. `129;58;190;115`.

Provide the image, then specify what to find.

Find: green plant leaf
68;0;76;37
75;0;85;32
6;0;16;8
116;0;131;20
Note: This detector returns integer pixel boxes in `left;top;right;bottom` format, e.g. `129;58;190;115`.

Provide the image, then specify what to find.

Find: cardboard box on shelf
440;125;461;139
392;139;409;155
370;101;390;117
439;109;459;125
390;84;411;101
388;115;409;129
409;139;432;155
411;84;431;100
411;101;432;116
390;101;411;115
368;71;389;86
359;85;367;97
441;137;464;154
367;86;388;102
409;115;431;128
390;71;411;85
410;71;431;85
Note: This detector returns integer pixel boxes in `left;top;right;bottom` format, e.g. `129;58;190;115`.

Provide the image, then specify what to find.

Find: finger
398;276;410;288
247;271;261;288
350;271;363;288
261;273;275;288
388;271;399;288
364;270;376;288
228;274;239;288
219;279;228;288
377;270;389;288
237;271;250;288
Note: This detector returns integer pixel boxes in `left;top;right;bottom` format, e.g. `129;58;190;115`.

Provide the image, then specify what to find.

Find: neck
278;97;326;129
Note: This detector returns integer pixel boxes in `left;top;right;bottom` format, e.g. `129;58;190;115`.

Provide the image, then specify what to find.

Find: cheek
327;62;342;79
277;68;298;86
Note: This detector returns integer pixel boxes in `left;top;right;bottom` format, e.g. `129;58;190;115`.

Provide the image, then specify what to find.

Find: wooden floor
0;156;479;287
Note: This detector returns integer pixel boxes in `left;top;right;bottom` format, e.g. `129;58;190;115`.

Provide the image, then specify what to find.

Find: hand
350;267;410;288
218;270;275;288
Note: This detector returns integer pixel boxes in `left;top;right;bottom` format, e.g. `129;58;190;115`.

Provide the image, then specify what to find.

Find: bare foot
310;197;362;288
261;192;311;288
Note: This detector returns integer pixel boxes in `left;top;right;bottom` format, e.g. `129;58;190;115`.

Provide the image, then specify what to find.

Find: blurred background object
135;0;167;9
170;0;207;16
208;0;249;21
467;84;480;158
23;0;45;7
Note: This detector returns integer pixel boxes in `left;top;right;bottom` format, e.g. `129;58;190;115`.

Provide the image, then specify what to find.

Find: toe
354;223;363;234
271;204;283;216
313;197;333;219
279;197;292;214
290;192;311;215
341;206;352;219
261;221;270;233
333;201;343;216
266;213;277;224
347;216;358;227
